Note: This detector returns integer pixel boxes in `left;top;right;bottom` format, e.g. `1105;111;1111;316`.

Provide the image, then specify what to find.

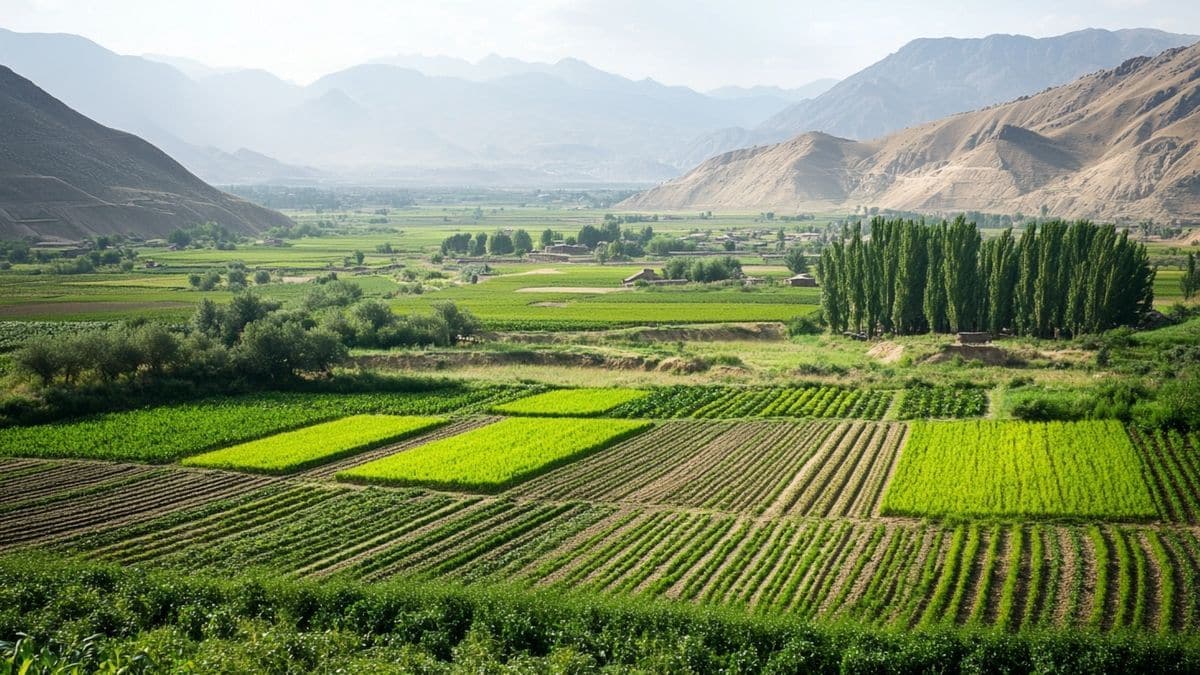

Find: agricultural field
491;387;647;416
181;415;447;473
895;385;988;419
607;384;894;419
337;417;652;491
2;203;1199;669
0;386;531;462
881;421;1159;520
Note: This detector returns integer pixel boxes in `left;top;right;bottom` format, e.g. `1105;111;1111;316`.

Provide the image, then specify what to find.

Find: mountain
683;29;1199;164
0;29;801;184
0;28;323;185
707;80;839;103
622;43;1200;224
0;66;293;240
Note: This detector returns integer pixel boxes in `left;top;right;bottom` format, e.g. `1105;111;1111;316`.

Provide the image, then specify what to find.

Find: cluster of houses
620;268;818;288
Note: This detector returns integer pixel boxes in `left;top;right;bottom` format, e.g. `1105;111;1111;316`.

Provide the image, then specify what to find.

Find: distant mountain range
622;43;1200;224
0;66;291;240
2;26;1196;188
0;28;831;185
680;28;1199;167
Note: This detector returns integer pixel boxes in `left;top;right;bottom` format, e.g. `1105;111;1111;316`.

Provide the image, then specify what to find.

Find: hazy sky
3;0;1199;89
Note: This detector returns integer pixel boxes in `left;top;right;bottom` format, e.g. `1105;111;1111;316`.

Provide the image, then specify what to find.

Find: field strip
299;416;501;479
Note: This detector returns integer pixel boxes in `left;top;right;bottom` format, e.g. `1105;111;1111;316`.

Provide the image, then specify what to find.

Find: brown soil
352;350;712;373
490;322;787;344
867;341;904;364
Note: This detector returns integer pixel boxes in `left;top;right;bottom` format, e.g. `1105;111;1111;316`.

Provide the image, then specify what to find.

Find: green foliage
3;555;1200;673
897;384;987;419
881;421;1157;519
819;218;1154;337
491;388;648;417
662;255;742;282
181;415;447;473
338;417;651;491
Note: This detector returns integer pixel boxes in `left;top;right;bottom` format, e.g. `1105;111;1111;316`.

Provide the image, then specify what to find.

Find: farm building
787;273;818;287
622;268;660;286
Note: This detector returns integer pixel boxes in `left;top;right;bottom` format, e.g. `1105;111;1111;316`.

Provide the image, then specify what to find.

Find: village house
787;273;818;287
622;268;660;286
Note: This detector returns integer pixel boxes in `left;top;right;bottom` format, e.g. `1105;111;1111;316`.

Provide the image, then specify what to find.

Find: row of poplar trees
816;217;1155;338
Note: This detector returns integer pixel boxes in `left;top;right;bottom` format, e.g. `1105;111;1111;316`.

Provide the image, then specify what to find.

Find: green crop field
491;388;648;416
181;415;447;473
0;387;528;462
337;417;652;491
881;420;1158;519
607;384;894;419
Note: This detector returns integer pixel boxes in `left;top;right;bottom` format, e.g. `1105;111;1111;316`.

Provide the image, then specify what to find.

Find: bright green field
881;420;1157;520
0;388;524;463
181;415;446;473
491;388;648;416
337;417;652;491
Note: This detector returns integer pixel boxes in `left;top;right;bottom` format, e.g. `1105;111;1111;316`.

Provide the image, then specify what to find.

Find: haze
4;0;1200;88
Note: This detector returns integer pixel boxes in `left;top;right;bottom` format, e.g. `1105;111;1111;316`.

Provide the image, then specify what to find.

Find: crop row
491;388;648;417
881;421;1158;520
0;468;271;551
23;471;1200;632
896;385;988;419
1130;428;1200;523
515;420;901;517
606;385;893;420
0;385;537;463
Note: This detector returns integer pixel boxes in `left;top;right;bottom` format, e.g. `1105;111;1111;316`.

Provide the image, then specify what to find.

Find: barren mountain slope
624;44;1200;223
0;66;293;240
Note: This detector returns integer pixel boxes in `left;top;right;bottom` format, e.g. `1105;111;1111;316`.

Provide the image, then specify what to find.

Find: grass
180;415;446;473
491;388;648;416
337;417;652;492
881;420;1158;520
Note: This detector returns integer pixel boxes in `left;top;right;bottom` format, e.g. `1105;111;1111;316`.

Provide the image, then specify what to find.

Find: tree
254;270;271;285
488;231;514;255
512;229;533;255
1182;253;1199;300
14;339;60;384
577;225;604;249
432;301;479;343
470;232;488;256
783;248;808;274
167;229;191;247
540;229;555;248
354;250;365;266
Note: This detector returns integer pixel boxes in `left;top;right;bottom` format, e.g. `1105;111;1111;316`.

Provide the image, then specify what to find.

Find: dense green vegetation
881;420;1157;519
606;384;894;419
181;415;447;473
4;554;1200;673
896;384;988;419
491;388;648;416
817;217;1155;337
338;417;651;491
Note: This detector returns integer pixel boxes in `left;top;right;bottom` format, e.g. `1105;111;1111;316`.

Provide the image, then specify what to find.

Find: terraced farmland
514;420;904;517
4;408;1199;639
17;467;1196;634
607;385;894;419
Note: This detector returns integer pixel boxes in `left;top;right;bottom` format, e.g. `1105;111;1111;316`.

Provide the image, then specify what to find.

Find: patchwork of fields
1;382;1198;634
